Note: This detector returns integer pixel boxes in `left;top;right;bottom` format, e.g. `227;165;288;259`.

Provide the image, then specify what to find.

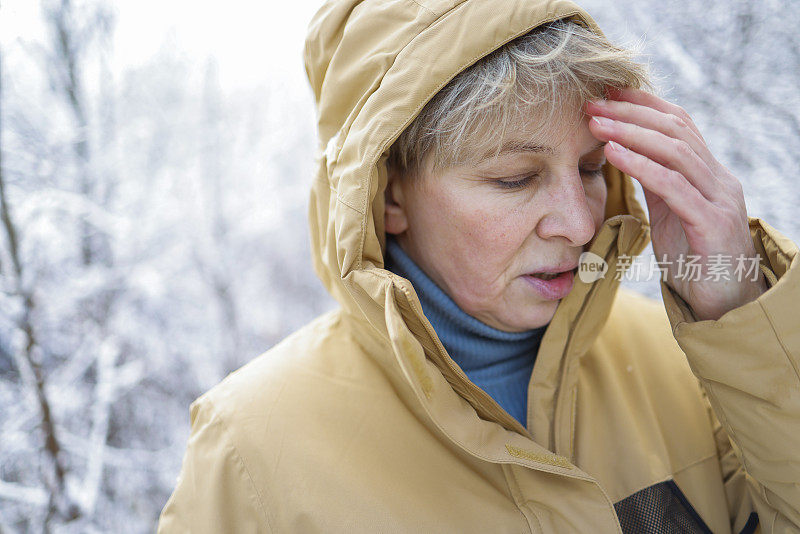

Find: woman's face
385;112;608;332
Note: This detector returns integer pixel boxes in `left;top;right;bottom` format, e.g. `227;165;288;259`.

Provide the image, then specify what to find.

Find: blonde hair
387;18;655;178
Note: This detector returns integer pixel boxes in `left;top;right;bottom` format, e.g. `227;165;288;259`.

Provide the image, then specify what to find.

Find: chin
510;303;558;331
465;294;558;332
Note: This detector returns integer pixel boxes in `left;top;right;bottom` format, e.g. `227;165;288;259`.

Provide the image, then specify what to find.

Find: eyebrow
477;140;607;161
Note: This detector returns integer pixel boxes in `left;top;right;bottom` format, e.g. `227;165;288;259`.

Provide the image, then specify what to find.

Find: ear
384;165;409;235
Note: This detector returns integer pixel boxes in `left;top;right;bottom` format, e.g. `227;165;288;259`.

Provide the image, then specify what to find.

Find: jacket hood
303;0;651;447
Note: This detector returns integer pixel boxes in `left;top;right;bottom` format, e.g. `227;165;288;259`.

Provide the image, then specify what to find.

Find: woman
159;0;800;532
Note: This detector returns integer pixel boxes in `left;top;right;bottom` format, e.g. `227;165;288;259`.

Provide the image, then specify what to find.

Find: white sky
1;0;324;94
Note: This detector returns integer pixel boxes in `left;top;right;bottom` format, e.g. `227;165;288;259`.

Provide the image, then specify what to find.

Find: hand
584;88;767;321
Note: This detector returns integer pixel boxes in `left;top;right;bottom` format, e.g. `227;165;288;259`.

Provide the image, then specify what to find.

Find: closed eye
497;168;602;190
496;175;536;189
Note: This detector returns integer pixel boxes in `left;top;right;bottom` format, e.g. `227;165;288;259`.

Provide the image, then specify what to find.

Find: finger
602;140;709;228
589;115;723;202
585;98;719;174
606;87;707;143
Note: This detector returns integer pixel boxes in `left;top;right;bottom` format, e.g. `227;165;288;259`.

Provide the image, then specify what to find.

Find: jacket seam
203;397;274;533
699;378;768;518
758;297;799;524
503;464;539;534
757;298;800;383
569;386;577;460
672;452;718;477
337;190;365;215
406;0;437;17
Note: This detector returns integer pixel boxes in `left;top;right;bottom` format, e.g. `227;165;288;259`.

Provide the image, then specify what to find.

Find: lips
527;263;579;278
522;268;577;300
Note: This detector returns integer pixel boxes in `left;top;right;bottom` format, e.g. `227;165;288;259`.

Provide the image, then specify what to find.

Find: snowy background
0;0;798;531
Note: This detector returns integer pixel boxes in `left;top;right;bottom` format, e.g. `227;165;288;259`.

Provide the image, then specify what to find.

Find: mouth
527;265;579;280
522;266;578;301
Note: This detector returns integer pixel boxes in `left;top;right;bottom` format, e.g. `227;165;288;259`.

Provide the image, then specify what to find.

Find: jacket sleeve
157;396;271;533
660;217;800;533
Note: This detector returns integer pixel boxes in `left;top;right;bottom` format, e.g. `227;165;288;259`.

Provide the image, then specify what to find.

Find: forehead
477;138;606;163
471;106;598;163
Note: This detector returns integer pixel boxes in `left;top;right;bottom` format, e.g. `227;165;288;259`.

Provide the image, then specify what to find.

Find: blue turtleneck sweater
384;236;547;429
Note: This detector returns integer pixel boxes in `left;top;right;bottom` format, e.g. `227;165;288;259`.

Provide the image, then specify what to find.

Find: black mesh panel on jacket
613;480;715;534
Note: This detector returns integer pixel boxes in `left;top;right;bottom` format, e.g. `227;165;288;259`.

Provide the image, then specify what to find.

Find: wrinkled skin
385;111;608;332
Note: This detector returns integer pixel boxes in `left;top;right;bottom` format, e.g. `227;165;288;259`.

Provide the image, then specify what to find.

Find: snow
1;0;798;530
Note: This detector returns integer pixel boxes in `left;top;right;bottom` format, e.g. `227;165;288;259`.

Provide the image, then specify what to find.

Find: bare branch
0;44;79;524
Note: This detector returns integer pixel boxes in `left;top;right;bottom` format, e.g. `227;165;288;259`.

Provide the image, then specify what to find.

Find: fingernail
608;141;627;152
592;116;610;127
590;99;606;106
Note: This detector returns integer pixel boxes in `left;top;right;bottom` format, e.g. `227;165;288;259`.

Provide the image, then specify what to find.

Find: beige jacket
158;0;800;532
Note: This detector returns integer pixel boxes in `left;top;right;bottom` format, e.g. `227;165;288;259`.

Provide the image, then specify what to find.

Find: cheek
453;199;516;243
438;193;529;294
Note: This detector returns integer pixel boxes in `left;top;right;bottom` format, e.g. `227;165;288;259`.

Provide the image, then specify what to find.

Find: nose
535;172;597;247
